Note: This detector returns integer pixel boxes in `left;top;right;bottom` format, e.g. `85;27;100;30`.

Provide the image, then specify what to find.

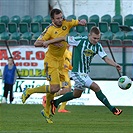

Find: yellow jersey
63;49;73;71
38;19;78;58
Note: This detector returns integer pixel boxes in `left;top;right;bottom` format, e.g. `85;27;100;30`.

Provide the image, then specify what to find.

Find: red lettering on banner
0;62;7;66
15;62;38;66
0;50;8;60
16;62;22;66
26;51;33;60
31;62;38;66
12;51;21;60
36;51;45;60
23;62;30;66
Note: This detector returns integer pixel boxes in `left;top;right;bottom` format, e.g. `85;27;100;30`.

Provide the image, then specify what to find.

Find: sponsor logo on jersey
62;26;67;30
83;49;94;57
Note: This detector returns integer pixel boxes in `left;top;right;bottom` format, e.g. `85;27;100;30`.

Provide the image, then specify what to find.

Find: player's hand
42;42;49;48
116;64;121;71
79;19;87;26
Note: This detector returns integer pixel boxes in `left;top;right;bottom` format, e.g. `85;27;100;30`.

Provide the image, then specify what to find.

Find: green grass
0;104;133;133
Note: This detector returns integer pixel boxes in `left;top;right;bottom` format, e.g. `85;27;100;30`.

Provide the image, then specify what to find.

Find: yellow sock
45;93;54;116
28;85;50;95
59;102;67;110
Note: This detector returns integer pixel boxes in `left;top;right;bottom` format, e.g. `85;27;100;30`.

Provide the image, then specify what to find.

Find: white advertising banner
0;46;48;79
0;79;132;106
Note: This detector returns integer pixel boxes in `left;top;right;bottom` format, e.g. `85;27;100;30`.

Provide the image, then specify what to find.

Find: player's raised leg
86;81;123;115
22;85;51;103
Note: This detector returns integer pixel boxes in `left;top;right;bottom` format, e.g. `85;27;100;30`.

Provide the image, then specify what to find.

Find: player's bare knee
90;82;100;92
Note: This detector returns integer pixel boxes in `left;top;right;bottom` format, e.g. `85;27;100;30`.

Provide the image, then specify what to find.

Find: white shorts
71;72;93;90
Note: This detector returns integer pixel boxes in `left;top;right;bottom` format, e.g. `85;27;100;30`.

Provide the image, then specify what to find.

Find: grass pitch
0;104;133;133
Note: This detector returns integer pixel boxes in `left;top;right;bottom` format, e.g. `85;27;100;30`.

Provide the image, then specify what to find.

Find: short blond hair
90;26;100;35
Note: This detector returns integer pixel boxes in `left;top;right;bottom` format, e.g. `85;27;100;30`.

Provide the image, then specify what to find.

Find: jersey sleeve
97;44;107;58
66;19;79;29
68;19;79;29
37;28;51;41
67;36;82;46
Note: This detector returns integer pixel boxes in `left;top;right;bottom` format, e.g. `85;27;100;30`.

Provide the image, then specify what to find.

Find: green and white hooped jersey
67;36;107;73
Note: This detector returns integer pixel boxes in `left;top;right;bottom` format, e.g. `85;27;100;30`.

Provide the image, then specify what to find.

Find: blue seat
0;23;7;33
89;15;99;26
98;22;109;33
78;15;88;22
32;32;41;40
87;22;96;33
19;22;29;33
43;15;51;23
124;14;133;27
41;22;50;31
125;31;133;40
76;25;86;33
101;31;113;40
0;15;9;26
110;22;120;33
10;15;21;26
113;31;125;41
21;15;32;26
112;15;123;25
101;14;111;25
0;32;10;40
30;22;40;33
33;15;43;24
8;22;18;33
10;32;20;41
21;32;32;41
67;15;76;20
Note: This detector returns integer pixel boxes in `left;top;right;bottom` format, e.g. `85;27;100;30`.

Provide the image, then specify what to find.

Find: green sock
95;90;114;112
54;92;74;107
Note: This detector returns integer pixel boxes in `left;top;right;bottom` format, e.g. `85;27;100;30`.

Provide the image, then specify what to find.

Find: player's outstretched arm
34;40;44;47
103;56;121;71
42;36;67;48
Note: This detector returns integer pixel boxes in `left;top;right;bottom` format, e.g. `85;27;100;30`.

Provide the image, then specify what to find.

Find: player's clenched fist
78;19;87;26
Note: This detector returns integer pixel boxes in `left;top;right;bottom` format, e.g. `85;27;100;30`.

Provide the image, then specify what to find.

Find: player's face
8;59;13;65
52;13;63;27
89;33;100;44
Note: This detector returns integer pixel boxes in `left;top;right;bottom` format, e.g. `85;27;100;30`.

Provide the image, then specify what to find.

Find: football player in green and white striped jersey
43;26;123;116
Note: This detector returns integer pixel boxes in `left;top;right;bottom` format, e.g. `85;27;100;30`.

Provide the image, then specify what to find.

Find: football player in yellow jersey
57;48;73;113
22;8;86;123
42;48;73;113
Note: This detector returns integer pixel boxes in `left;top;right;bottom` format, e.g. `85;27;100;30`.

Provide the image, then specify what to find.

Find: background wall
50;0;133;19
0;0;133;18
0;0;49;17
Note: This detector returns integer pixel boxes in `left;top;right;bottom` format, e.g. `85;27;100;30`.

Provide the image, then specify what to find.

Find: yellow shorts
60;70;71;88
44;56;65;85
